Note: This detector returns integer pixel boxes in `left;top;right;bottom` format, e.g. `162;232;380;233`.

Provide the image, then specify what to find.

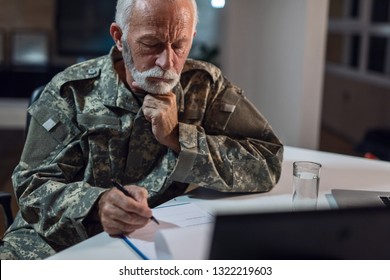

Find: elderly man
0;0;283;259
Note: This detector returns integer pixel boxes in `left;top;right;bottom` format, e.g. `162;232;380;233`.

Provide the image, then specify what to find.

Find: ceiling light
211;0;225;9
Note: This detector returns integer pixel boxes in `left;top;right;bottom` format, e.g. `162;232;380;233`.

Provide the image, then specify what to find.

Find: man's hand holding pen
98;182;154;236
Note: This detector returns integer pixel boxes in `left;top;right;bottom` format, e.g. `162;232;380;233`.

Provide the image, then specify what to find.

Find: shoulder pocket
204;84;243;132
204;84;268;139
28;95;81;146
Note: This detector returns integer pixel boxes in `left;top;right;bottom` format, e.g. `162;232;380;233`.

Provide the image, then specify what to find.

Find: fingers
142;91;176;110
98;186;153;236
142;93;180;152
102;206;150;236
115;186;150;214
130;81;180;152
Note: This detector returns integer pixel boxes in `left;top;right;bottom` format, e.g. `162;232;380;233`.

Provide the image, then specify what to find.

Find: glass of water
292;161;321;211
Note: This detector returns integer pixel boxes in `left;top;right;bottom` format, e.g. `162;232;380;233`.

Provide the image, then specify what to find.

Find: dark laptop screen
209;207;390;260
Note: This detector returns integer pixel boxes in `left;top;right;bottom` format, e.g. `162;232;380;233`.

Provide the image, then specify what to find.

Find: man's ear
110;23;124;51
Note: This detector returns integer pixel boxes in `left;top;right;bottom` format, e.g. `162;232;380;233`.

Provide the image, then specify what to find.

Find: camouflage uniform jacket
5;47;283;256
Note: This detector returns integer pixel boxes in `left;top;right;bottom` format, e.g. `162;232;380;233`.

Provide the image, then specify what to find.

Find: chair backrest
0;192;13;229
25;85;45;137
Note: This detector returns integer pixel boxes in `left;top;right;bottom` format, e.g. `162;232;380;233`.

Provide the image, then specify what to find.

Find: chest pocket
77;113;122;188
124;111;168;184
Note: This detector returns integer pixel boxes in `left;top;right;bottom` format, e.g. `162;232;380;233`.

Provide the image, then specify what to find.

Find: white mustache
141;67;179;81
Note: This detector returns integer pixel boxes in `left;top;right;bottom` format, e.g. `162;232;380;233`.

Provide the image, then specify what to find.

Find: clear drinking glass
292;161;321;211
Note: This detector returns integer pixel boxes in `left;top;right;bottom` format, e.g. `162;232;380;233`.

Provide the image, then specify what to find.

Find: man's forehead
129;0;194;27
131;15;191;30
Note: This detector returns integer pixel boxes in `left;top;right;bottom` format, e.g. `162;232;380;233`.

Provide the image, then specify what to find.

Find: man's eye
141;42;157;48
173;44;186;54
138;42;162;52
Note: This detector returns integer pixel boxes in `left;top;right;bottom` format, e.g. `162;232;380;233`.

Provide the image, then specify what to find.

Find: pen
111;180;159;225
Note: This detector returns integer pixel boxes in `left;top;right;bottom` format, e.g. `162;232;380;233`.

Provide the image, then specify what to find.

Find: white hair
115;0;198;37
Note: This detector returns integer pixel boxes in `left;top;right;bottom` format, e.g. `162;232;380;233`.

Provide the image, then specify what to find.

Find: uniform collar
100;46;140;114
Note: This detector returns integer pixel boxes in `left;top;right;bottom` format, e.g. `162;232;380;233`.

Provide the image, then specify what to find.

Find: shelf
326;63;390;89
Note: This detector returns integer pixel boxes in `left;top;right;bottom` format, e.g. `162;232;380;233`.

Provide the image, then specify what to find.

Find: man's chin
143;81;177;95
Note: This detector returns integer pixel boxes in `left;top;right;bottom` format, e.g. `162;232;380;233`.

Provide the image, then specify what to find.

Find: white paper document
123;198;214;259
154;223;213;260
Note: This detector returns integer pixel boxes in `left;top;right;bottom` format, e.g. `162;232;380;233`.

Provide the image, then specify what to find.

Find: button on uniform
87;69;97;76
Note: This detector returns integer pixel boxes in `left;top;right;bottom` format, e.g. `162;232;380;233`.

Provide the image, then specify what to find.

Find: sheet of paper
154;223;213;260
123;198;214;259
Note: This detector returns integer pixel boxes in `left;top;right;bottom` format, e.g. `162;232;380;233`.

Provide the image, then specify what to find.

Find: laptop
332;189;390;208
209;207;390;259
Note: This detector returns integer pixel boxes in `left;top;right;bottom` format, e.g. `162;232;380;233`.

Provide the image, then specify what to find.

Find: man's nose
155;47;174;71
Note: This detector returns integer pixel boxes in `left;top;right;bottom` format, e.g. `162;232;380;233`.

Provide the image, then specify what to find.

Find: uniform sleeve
11;88;106;251
169;75;283;193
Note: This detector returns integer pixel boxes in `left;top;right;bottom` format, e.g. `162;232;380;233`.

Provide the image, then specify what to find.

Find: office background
1;0;389;233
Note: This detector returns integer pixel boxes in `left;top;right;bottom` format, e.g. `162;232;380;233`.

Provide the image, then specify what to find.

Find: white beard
122;41;180;94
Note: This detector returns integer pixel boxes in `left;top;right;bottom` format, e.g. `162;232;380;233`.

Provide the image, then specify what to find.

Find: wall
219;0;329;149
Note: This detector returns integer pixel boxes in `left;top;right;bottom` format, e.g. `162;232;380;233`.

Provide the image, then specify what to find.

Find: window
11;30;50;68
56;0;116;57
326;0;390;86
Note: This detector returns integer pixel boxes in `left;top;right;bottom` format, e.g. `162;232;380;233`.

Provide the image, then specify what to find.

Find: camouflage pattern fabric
0;46;283;259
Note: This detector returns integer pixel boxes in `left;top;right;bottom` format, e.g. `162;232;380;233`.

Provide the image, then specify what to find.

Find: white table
48;146;390;260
